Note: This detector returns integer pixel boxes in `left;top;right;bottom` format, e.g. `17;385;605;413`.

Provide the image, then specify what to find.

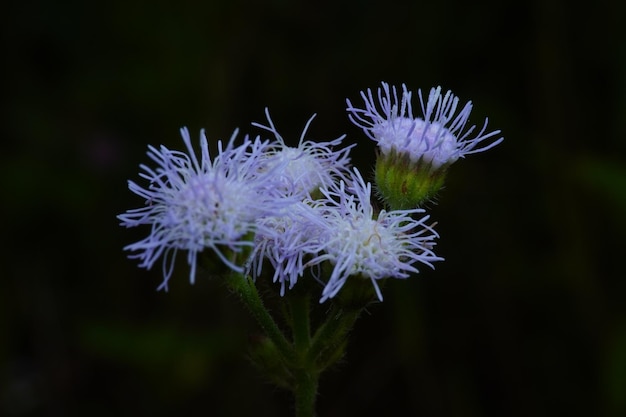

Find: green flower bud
375;149;447;210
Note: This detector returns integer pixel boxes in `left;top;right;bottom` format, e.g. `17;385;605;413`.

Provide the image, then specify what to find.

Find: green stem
226;272;296;365
289;295;319;417
294;368;318;417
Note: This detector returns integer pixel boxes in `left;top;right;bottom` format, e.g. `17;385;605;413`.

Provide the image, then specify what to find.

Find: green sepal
375;149;448;210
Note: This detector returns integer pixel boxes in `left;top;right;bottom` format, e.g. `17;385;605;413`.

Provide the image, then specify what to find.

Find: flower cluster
119;83;502;302
346;82;504;208
346;82;503;170
117;127;291;291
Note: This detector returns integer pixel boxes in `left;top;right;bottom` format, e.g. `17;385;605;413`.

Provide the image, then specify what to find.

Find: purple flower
309;168;443;302
249;201;327;296
118;127;289;291
252;108;354;197
347;82;503;169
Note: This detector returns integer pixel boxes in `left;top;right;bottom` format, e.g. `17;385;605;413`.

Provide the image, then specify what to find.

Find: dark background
2;0;625;416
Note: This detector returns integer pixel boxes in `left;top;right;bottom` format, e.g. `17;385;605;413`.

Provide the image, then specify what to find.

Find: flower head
309;168;442;302
118;127;289;291
347;82;504;209
346;82;503;169
252;108;354;197
248;201;327;296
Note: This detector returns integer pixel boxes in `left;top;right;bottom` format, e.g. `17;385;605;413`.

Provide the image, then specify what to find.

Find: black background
2;0;625;416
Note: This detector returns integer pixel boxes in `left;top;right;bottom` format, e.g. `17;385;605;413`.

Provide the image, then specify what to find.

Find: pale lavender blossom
252;108;354;197
118;127;289;291
248;201;327;296
346;82;503;169
309;168;443;302
244;109;358;296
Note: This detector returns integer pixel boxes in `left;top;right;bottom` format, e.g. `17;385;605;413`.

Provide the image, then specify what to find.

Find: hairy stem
226;272;296;365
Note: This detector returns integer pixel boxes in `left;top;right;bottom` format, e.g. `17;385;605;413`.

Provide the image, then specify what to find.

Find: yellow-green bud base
375;150;447;210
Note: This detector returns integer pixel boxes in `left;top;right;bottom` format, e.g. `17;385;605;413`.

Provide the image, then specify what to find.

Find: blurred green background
2;0;625;415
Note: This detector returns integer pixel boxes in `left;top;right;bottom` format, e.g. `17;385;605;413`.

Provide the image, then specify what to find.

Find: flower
252;108;354;197
248;201;327;296
346;82;503;169
244;109;359;296
308;168;442;302
346;82;504;209
118;127;289;291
